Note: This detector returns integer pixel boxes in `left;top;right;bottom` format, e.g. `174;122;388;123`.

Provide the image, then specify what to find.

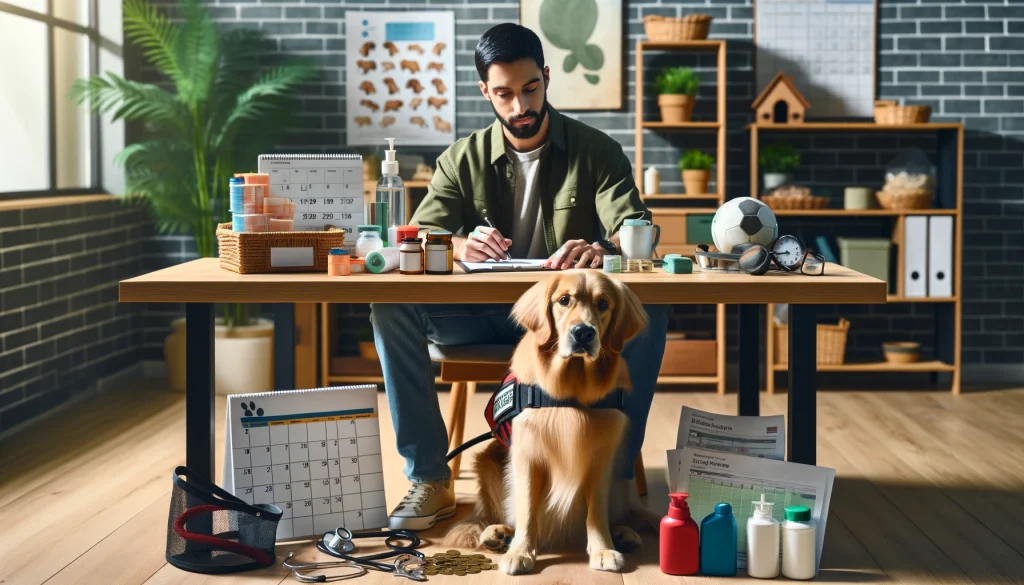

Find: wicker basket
761;194;830;210
643;14;713;41
876;189;932;210
874;100;931;125
774;318;850;366
216;223;345;274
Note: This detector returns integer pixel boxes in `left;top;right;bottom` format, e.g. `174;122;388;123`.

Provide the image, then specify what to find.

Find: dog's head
512;271;647;362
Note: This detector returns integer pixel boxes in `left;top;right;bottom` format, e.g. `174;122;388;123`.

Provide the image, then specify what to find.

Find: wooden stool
428;344;648;496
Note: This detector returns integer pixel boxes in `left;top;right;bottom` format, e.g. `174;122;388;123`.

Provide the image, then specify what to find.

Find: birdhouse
752;73;809;124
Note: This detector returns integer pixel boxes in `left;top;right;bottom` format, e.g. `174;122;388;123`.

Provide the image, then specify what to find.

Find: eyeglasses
797;250;826;276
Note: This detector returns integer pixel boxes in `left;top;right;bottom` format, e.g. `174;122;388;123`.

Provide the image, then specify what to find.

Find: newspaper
676;406;786;459
667;447;835;573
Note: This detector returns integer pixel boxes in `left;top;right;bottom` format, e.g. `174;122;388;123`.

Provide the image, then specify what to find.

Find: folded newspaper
667;407;835;574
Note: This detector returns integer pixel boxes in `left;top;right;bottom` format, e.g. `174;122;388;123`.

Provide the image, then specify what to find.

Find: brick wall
0;199;147;432
136;0;1023;377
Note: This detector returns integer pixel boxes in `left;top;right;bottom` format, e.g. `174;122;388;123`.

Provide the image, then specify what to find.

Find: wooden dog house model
752;73;809;124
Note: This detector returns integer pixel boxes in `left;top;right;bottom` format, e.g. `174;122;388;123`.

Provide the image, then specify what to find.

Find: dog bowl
883;341;920;363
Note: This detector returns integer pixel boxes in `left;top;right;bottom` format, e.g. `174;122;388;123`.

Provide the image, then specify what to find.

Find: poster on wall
520;0;622;111
346;12;456;146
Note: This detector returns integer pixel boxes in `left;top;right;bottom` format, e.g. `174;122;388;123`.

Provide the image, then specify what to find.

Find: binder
903;216;929;297
928;216;954;298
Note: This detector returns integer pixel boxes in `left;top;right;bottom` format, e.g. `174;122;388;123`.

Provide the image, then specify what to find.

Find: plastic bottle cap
668;492;690;509
382;137;399;176
229;177;243;184
784;505;812;522
752;494;774;519
714;502;733;516
357;224;382;233
328;248;350;255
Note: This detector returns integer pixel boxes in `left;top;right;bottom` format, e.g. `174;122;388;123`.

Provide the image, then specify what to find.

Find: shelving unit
635;40;728;393
748;122;963;394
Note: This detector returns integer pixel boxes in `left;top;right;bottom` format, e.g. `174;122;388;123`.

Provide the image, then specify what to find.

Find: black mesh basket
166;465;282;574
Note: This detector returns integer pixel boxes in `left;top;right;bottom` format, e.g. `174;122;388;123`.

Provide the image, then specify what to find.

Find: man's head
475;23;550;140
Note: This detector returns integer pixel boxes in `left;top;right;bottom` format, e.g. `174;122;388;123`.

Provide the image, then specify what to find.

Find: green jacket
410;106;650;257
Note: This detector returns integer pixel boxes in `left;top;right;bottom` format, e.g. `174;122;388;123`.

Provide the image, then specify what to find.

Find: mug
620;219;661;260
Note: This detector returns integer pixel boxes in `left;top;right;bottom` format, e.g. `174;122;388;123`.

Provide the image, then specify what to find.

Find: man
370;23;669;530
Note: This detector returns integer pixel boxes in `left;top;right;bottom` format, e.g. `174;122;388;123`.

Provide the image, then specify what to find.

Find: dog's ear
512;277;558;346
607;280;648;353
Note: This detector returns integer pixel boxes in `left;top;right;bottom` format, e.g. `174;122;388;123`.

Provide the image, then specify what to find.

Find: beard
493;97;548;140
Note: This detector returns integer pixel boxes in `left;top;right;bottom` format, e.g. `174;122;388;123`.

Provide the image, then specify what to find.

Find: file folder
903;216;928;297
928;216;954;298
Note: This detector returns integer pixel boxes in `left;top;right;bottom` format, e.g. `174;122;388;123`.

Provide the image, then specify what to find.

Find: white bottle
644;165;660;195
356;225;384;258
746;494;780;579
375;137;405;247
782;505;817;580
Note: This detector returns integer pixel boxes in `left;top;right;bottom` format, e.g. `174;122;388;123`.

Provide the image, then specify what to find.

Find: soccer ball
711;197;778;254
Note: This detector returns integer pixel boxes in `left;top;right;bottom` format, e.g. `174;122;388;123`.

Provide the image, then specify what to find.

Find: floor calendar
221;385;388;541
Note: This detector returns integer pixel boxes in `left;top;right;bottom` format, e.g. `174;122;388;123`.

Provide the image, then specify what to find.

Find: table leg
185;303;215;479
274;303;295;390
738;304;760;416
788;304;817;464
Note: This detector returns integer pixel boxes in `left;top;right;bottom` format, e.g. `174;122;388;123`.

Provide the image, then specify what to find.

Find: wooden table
120;258;885;479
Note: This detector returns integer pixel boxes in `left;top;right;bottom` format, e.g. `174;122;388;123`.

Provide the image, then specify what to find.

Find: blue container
229;177;245;212
232;213;246;232
700;503;737;576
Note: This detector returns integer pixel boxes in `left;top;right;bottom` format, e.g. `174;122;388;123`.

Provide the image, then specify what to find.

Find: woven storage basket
761;194;830;210
876;189;932;210
874;100;931;125
216;223;345;274
643;14;712;41
774;318;850;366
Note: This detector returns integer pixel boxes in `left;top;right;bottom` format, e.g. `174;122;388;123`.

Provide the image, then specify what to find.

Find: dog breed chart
222;386;387;540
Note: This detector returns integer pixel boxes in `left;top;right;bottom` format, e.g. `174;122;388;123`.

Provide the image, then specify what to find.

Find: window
0;1;122;199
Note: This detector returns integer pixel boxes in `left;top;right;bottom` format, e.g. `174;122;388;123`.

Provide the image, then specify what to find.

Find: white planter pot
763;172;792;191
164;317;275;395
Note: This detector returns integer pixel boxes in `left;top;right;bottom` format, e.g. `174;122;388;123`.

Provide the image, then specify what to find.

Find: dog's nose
570;324;596;346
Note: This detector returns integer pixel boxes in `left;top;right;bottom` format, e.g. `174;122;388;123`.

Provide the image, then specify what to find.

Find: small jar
350;257;365;274
328;248;351;276
425;231;454;275
356;225;385;257
399;238;424;274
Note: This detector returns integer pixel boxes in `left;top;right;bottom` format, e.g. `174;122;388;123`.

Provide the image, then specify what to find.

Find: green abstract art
521;0;622;110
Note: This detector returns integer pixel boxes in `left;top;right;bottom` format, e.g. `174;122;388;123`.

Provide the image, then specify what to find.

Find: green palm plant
70;0;317;326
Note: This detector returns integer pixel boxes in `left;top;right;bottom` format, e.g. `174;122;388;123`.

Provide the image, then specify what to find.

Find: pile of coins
625;258;654;273
421;550;497;576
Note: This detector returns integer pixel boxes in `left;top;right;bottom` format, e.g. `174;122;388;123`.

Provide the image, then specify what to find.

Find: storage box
686;214;714;245
837;237;891;283
216;223;345;274
660;336;717;376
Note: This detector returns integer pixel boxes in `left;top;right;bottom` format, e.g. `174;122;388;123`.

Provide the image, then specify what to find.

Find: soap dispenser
375;138;405;247
660;492;699;575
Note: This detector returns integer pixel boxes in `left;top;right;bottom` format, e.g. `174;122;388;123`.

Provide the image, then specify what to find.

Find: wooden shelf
747;122;963;131
772;360;955;372
887;295;958;303
771;208;958;217
649;207;720;215
642;122;721;130
638;40;724;51
643;193;720;201
658;375;721;385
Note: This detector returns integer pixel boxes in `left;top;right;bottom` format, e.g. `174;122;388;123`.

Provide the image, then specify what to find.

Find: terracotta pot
682;170;711;195
164;317;275;395
658;94;695;123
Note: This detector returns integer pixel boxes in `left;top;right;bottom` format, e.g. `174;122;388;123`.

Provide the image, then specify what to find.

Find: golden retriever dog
446;271;650;574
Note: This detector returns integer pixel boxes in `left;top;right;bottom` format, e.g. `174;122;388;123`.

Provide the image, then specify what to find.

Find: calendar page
222;385;387;541
258;154;363;249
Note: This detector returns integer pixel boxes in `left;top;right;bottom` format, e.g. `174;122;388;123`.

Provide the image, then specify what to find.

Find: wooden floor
2;384;1024;585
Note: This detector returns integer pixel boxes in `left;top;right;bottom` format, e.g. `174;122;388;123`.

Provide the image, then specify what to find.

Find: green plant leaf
539;0;598;50
584;73;600;85
578;44;604;71
654;67;699;96
759;142;801;173
175;0;220;105
564;53;579;73
679;149;714;171
123;0;184;84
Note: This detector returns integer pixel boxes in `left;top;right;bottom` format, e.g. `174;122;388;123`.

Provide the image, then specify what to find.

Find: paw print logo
241;401;264;417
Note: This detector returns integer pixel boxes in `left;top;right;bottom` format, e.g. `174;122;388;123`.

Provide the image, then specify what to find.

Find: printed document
457;259;551;272
676;406;786;460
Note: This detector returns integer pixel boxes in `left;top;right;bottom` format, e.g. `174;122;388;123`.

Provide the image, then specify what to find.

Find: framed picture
520;0;622;111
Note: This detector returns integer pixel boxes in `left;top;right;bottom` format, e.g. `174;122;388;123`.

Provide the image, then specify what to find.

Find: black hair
474;23;545;82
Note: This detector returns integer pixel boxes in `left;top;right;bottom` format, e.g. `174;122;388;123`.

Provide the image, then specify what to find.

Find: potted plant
655;67;700;123
357;327;379;361
759;142;801;191
72;0;316;394
679;149;714;195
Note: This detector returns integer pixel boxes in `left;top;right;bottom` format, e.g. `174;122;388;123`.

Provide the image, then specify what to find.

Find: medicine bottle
746;494;781;579
425;231;454;275
356;225;384;258
399;238;424;274
328;248;351;276
782;506;816;580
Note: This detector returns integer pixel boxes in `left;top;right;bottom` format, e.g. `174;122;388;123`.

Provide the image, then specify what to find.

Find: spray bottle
747;494;781;578
375;138;405;247
660;493;699;575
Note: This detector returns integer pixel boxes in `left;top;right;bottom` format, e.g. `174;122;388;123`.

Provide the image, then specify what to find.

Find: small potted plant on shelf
655;67;699;123
357;327;379;361
678;149;714;195
759;142;801;191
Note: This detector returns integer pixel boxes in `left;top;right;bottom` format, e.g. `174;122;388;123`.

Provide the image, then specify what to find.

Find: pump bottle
746;494;781;578
659;493;699;575
375;138;405;247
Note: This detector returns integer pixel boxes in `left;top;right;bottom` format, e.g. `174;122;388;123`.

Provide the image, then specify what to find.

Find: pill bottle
782;506;816;580
425;231;454;275
399;238;424;274
350;257;365;274
328;248;351;276
356;225;385;258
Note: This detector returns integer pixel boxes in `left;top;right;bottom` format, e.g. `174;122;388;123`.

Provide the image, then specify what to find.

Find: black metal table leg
274;303;295;390
185;303;215;479
788;304;817;464
738;304;760;416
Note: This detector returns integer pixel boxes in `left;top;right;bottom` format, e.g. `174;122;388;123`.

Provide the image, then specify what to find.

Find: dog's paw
480;524;514;553
499;544;535;575
444;521;484;549
612;526;643;553
589;549;626;572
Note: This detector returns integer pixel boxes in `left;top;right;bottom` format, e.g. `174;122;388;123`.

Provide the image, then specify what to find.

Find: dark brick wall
0;200;147;432
134;0;1022;375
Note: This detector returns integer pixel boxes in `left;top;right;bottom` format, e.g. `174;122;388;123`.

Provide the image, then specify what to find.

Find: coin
455;571;467;576
467;567;481;574
446;549;460;555
440;567;454;575
424;568;438;575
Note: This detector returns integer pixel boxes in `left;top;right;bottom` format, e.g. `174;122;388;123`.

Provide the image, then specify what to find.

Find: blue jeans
369;302;670;484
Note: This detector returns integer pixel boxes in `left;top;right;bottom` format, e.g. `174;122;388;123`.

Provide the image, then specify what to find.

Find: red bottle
660;492;700;575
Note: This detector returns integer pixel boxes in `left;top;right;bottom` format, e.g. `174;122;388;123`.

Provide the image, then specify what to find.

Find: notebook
457;259;553;273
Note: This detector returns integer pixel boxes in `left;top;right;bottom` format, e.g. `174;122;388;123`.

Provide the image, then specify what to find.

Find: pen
482;212;512;261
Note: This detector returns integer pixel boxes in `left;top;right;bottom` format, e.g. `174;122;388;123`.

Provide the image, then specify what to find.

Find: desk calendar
258;154;363;249
222;385;388;540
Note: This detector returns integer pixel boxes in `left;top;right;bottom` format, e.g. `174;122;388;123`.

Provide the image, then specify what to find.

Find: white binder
903;216;929;297
928;216;954;298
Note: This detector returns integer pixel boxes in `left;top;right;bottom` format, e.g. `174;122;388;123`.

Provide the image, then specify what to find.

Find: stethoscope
293;526;426;581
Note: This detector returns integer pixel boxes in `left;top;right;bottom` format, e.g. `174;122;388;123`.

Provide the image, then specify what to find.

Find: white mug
620;219;661;260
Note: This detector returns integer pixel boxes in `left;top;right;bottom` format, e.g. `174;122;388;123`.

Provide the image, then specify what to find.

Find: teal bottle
700;502;738;576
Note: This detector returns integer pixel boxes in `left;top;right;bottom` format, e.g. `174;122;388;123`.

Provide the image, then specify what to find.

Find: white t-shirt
507;142;549;259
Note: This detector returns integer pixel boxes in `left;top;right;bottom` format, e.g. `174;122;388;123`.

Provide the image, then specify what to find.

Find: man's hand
454;226;512;262
544;239;607;270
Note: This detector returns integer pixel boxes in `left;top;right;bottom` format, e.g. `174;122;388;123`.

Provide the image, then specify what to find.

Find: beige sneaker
388;481;456;531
